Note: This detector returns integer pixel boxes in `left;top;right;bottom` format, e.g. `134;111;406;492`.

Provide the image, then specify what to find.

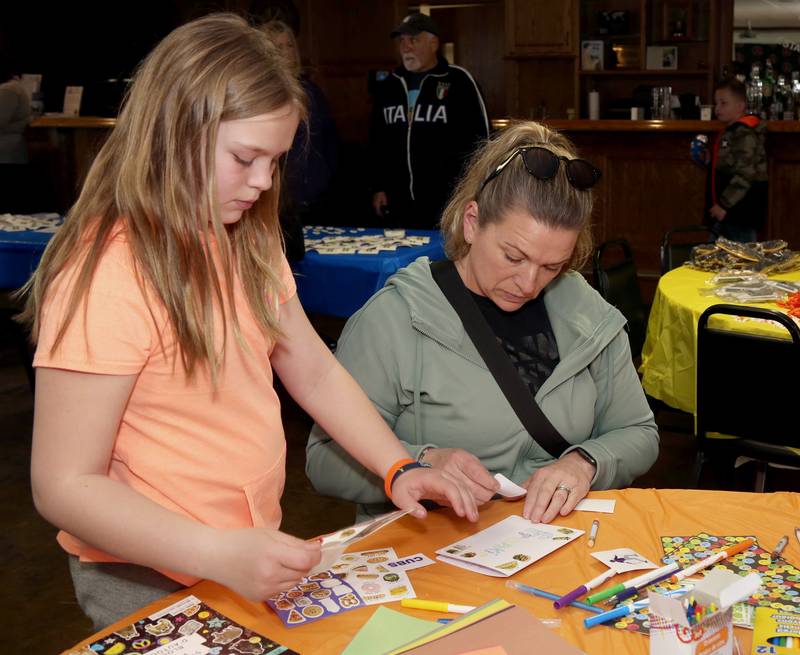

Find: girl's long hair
19;13;307;378
440;121;594;271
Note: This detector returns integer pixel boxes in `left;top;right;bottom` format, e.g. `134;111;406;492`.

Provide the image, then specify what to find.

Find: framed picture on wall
581;40;604;71
646;46;678;70
662;1;693;41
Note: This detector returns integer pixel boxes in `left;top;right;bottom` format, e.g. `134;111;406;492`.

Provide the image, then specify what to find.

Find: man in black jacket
369;13;489;229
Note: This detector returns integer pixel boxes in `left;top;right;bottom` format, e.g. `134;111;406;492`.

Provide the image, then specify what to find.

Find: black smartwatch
574;447;598;470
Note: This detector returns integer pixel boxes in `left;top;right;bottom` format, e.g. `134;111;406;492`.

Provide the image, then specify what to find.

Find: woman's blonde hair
440;121;594;270
259;19;301;77
19;13;307;378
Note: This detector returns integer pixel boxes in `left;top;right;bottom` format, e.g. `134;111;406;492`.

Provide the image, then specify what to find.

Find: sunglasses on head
479;145;602;193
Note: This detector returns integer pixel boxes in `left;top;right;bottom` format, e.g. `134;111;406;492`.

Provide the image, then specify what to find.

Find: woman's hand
210;528;322;601
520;451;596;523
421;447;499;505
390;466;480;522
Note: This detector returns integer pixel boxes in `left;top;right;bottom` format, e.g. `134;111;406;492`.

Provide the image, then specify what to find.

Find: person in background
369;12;489;229
702;78;767;243
307;121;659;523
261;18;339;262
23;14;478;631
0;56;32;213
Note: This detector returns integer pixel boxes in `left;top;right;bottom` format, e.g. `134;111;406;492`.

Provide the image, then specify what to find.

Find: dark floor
2;315;797;653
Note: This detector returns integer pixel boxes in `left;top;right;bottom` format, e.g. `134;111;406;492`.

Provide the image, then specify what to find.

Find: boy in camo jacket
704;78;768;242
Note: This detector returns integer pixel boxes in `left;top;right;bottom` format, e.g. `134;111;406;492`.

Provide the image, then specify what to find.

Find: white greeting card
591;548;659;573
435;515;584;577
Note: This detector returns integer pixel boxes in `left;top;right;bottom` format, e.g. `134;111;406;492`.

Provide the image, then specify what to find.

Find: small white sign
385;553;436;572
63;85;83;116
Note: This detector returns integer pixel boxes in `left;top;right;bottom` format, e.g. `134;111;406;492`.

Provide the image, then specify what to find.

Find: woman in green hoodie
306;121;658;524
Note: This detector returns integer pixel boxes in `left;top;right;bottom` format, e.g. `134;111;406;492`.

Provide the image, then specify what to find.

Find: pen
772;535;789;560
587;520;600;548
553;567;616;609
586;562;679;604
669;539;755;583
505;580;604;614
606;568;682;605
400;599;475;614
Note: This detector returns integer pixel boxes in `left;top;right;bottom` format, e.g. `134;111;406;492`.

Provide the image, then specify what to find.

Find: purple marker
553;568;616;609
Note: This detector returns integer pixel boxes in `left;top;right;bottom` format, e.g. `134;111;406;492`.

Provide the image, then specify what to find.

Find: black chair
660;225;715;275
592;238;648;360
695;304;800;491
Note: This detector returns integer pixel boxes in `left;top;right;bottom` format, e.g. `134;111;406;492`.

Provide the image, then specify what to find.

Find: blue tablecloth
0;225;446;318
293;227;445;317
0;229;54;289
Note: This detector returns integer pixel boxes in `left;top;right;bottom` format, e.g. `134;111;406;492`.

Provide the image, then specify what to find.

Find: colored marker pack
751;607;800;654
649;568;762;655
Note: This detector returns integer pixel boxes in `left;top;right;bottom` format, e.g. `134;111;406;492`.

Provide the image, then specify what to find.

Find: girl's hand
420;447;499;505
520;451;595;524
210;528;322;601
709;204;727;221
390;467;479;522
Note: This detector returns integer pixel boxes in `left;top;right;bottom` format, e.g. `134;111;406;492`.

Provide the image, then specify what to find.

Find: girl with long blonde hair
23;13;476;629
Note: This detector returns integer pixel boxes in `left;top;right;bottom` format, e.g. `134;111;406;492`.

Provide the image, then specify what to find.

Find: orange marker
670;539;755;583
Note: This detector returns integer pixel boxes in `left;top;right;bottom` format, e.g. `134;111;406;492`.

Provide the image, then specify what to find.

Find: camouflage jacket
708;116;768;228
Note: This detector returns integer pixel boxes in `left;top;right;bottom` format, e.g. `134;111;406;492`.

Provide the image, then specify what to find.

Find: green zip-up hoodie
306;258;658;518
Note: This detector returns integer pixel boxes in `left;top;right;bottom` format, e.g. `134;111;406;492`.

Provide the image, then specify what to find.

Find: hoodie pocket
242;447;286;529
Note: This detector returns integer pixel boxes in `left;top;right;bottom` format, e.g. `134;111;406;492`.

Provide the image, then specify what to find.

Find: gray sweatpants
68;556;184;631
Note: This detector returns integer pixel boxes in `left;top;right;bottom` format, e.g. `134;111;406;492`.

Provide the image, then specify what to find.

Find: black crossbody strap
430;259;570;459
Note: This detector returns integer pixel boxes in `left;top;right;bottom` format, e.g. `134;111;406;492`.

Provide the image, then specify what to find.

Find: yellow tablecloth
62;488;800;655
640;266;800;414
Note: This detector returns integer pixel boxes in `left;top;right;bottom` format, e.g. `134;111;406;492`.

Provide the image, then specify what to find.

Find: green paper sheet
341;606;437;655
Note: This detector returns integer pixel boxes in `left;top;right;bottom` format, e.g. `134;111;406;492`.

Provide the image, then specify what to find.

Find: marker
772;535;789;560
400;599;475;614
669;539;755;583
586;562;679;604
553;568;616;609
587;520;600;548
607;567;683;605
505;580;604;614
584;588;689;629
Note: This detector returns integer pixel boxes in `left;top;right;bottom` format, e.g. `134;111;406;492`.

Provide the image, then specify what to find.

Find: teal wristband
390;461;432;491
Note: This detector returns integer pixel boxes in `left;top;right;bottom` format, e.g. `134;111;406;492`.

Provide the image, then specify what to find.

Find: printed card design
326;548;416;606
67;595;298;655
661;533;800;615
435;515;584;577
591;548;659;574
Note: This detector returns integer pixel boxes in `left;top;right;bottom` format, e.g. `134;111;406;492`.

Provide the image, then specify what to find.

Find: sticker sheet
67;595;299;655
266;548;417;627
435;515;584;577
660;532;800;614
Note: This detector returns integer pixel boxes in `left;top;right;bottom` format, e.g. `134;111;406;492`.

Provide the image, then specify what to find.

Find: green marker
586;562;680;605
586;582;625;604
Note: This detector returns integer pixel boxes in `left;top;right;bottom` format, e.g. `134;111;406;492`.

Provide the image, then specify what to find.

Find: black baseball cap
390;13;439;38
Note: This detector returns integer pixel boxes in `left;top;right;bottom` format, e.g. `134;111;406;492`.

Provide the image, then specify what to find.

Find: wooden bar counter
494;119;800;293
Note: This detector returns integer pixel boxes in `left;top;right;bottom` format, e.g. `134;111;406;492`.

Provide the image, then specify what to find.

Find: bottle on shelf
762;60;776;118
791;72;800;120
771;75;786;120
745;64;763;117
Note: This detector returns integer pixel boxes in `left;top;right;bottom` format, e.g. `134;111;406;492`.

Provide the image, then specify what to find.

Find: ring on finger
556;483;573;494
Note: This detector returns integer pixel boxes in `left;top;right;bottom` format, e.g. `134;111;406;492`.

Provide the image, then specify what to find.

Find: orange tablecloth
62;488;800;654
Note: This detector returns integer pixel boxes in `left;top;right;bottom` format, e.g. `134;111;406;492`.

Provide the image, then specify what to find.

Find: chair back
696;304;800;450
592;238;648;359
660;225;715;275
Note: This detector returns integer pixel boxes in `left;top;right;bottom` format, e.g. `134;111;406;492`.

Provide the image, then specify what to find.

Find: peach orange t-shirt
33;229;295;586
